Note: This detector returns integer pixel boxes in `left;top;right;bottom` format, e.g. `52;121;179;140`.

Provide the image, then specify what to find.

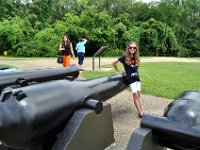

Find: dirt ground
0;57;199;150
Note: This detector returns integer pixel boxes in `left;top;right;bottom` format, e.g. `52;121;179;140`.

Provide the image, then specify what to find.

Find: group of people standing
58;35;144;118
59;35;87;70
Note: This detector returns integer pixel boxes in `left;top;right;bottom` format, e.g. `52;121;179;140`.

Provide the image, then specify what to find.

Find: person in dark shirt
59;35;75;67
112;41;144;118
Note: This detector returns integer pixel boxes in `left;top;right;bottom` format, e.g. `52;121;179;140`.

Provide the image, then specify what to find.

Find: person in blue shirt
112;41;144;118
75;38;87;70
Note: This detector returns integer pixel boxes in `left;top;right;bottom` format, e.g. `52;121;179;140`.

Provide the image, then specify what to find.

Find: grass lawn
81;62;200;99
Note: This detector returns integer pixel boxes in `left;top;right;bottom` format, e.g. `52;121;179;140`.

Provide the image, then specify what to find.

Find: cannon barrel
141;90;200;149
141;114;200;147
0;74;128;149
0;64;79;93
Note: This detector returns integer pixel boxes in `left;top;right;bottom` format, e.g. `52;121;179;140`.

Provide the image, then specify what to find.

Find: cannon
0;74;128;149
0;64;79;94
0;66;9;70
127;90;200;150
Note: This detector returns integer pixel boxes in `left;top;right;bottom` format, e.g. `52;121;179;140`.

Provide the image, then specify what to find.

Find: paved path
0;57;199;149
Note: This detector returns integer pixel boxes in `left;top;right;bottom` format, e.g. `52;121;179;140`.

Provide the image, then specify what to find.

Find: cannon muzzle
0;64;79;93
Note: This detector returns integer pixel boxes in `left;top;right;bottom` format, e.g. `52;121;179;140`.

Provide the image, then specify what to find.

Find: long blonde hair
124;41;140;67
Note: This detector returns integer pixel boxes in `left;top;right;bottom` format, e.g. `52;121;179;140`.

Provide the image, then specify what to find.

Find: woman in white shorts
112;41;144;118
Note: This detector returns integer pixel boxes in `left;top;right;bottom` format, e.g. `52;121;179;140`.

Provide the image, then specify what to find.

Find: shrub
102;48;124;57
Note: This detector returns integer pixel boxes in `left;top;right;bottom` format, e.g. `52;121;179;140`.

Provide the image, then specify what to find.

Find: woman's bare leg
137;91;144;115
133;92;144;116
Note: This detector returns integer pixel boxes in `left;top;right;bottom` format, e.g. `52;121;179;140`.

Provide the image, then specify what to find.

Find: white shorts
130;82;141;93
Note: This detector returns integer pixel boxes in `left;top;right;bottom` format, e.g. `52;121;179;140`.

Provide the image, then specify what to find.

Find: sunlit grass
81;62;200;99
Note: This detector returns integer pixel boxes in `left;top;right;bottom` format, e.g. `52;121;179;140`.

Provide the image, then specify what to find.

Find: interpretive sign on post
92;46;107;70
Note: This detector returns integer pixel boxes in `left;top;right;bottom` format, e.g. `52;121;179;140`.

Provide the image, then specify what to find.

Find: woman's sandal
138;113;144;118
138;115;143;118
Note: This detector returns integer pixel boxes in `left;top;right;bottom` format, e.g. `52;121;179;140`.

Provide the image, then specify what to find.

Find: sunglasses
129;46;137;50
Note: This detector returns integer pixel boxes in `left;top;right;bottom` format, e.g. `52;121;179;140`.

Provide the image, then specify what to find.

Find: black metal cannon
0;66;9;70
0;74;128;149
0;64;79;94
127;90;200;150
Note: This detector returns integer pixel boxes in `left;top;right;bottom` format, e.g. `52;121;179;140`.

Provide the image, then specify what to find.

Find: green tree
131;2;152;22
122;26;141;46
0;0;16;20
77;8;117;55
139;18;179;56
0;17;31;55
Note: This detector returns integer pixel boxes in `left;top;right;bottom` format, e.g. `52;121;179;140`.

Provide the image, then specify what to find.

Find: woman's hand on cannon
116;71;125;76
